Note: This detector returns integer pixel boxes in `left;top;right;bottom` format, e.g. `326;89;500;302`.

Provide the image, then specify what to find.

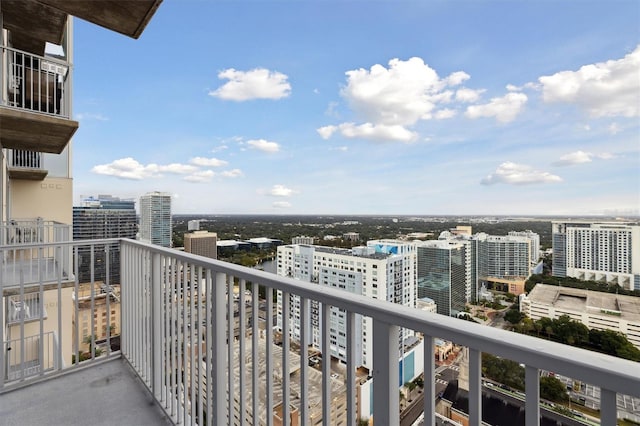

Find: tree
504;309;524;324
589;329;640;362
540;376;569;402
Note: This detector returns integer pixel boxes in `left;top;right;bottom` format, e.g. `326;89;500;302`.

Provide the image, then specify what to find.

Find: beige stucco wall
9;177;72;224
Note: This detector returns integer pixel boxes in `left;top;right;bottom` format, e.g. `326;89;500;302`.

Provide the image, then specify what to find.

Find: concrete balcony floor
0;359;171;426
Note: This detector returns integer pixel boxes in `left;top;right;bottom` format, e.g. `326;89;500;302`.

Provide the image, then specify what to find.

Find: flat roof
528;284;640;321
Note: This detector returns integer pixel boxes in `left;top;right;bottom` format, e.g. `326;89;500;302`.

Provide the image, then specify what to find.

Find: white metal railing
6;292;46;324
1;46;71;118
1;238;639;426
6;149;44;170
0;240;122;390
119;239;640;426
0;220;72;287
3;331;56;381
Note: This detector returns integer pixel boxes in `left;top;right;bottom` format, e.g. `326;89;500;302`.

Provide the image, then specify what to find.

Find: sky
71;0;640;216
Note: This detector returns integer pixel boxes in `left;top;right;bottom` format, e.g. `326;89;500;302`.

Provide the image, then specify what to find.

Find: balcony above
6;149;48;180
0;107;78;154
2;0;163;55
1;46;78;154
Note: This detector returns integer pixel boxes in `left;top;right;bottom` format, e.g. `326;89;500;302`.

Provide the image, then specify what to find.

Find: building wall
277;241;416;370
552;221;639;290
139;192;172;247
417;241;468;317
184;231;218;259
10;177;72;224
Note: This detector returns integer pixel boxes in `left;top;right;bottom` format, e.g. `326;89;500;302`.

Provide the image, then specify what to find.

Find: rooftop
527;284;640;321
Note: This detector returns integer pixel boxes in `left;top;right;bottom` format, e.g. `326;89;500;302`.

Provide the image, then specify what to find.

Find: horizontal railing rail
1;46;71;118
1;238;638;426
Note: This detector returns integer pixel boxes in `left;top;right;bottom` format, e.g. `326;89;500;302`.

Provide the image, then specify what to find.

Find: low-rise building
520;284;640;349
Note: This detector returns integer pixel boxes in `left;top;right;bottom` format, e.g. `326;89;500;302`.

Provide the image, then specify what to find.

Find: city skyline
71;1;639;216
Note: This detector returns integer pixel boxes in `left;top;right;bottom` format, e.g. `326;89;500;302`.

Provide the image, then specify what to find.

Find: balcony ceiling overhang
2;0;163;55
0;108;78;154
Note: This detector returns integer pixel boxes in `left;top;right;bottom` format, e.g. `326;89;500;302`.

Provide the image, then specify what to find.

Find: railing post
423;335;435;425
525;365;540;426
151;252;162;400
601;389;617;426
372;319;399;426
211;272;227;426
468;348;482;426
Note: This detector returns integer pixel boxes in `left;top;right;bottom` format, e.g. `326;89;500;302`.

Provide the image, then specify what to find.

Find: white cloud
92;157;196;180
75;112;108;121
272;201;292;209
455;88;485;103
553;150;593;166
608;123;620;135
247;139;280;153
344;122;417;142
184;170;216;183
434;108;457;120
465;92;528;123
596;152;615;160
269;184;294;197
538;45;640;117
445;71;470;86
190;157;228;167
321;57;486;142
156;163;198;174
341;57;465;126
211;145;229;153
553;150;616;166
220;169;243;178
330;146;348;152
481;162;562;185
209;68;291;101
317;125;338;140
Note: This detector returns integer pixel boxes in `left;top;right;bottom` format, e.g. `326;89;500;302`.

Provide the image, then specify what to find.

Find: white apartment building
508;230;540;264
276;240;416;369
552;221;640;290
521;284;640;349
139;191;172;248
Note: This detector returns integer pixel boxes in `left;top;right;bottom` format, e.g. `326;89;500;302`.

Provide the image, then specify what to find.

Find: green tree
540;376;569;402
504;309;524;324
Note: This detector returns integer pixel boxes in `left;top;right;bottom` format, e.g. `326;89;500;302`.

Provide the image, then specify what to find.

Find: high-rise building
436;230;536;299
276;240;416;369
73;195;137;282
184;230;217;259
139;191;172;248
508;230;540;264
416;240;469;317
552;221;640;290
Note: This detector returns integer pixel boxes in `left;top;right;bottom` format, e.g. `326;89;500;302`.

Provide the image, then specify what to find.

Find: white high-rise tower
139;192;172;248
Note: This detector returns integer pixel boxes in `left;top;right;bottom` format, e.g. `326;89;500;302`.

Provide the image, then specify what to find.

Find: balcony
1;239;639;425
0;46;78;154
0;219;72;286
5;149;48;180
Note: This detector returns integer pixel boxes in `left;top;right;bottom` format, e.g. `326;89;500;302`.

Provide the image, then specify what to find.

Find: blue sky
71;0;640;216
